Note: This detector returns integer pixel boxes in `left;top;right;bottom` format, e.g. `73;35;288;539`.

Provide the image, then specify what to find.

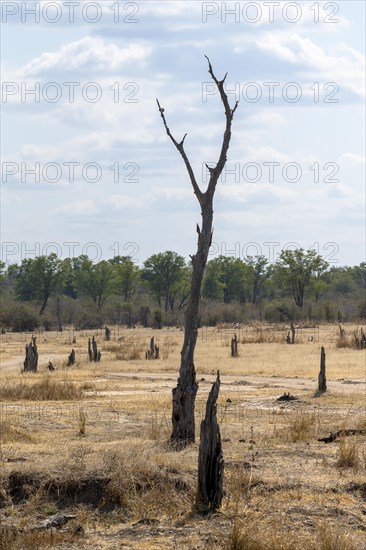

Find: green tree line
0;250;365;331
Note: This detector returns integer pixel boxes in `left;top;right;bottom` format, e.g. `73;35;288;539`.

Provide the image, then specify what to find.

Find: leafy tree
245;255;270;304
142;251;186;311
203;259;225;301
74;257;113;309
353;262;366;289
109;256;140;301
13;253;64;315
276;248;328;308
203;256;247;303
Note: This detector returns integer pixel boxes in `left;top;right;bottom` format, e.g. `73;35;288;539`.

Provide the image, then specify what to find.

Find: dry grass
226;516;361;550
0;324;365;548
336;431;361;470
0;376;83;401
0;420;36;444
287;411;317;443
336;327;365;350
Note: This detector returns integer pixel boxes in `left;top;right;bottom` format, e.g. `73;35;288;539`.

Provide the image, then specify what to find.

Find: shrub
0;303;40;332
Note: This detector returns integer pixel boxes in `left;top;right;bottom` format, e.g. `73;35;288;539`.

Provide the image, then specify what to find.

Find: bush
0;303;40;332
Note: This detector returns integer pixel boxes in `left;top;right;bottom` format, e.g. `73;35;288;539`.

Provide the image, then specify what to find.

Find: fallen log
318;429;366;443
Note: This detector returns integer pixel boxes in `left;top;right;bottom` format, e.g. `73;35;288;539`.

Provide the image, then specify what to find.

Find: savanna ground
0;323;365;549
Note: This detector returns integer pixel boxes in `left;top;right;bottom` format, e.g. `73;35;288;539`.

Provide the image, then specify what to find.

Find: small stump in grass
196;370;224;514
314;346;327;397
146;337;159;359
231;334;238;357
24;336;38;372
88;336;101;362
277;392;298;402
67;348;76;366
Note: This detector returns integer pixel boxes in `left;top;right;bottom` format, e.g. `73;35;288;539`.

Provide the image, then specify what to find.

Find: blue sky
1;1;365;267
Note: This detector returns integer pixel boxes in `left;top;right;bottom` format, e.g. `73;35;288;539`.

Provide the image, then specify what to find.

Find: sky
1;0;365;268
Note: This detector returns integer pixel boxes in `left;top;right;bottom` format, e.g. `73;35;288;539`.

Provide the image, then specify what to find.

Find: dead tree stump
88;336;101;362
146;337;159;359
67;349;75;366
290;322;295;344
196;370;224;514
231;334;238;357
361;328;366;350
48;361;55;371
24;336;38;372
317;346;327;394
104;326;111;341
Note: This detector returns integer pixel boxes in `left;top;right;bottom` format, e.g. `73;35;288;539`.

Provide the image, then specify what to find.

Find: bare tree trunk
317;346;327;394
196;371;224;513
39;294;49;316
157;57;238;446
24;336;38;372
146;337;159;360
231;334;238;357
290;322;295;344
88;336;101;362
67;348;75;366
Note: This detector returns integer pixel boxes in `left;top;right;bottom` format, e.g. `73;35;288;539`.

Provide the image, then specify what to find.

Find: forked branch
156;55;238;206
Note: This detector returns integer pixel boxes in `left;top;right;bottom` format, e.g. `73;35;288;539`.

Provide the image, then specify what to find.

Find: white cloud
255;31;365;97
18;37;152;76
55;199;98;216
339;152;365;167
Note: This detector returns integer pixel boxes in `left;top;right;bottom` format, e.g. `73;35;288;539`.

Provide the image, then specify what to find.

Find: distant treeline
0;249;365;331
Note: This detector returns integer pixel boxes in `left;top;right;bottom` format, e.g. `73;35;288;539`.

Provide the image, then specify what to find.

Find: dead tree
231;334;238;357
290;322;295;344
317;346;327;394
196;371;224;513
88;336;101;362
67;349;75;366
286;323;295;344
361;328;366;350
23;336;38;372
146;337;159;359
104;326;111;341
157;56;238;445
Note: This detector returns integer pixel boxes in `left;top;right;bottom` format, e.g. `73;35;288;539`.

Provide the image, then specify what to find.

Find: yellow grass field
0;323;365;549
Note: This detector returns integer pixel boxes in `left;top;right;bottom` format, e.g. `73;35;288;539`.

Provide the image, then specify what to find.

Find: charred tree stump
24;336;38;372
157;57;238;446
231;334;238;357
88;336;101;362
317;346;327;395
146;337;159;360
290;322;295;344
104;326;111;341
196;371;224;514
361;328;366;350
67;349;75;366
48;361;55;371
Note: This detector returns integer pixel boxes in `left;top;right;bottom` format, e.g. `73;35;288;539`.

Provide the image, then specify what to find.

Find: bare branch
156;99;203;207
204;55;239;198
